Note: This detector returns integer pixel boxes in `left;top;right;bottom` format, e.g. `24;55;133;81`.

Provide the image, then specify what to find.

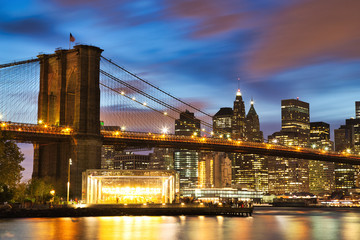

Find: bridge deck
1;121;360;164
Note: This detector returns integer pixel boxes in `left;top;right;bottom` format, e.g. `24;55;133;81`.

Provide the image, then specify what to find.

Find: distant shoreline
0;206;253;219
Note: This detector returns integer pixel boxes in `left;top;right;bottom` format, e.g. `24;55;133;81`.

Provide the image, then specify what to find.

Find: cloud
166;0;248;38
247;0;360;76
0;16;54;36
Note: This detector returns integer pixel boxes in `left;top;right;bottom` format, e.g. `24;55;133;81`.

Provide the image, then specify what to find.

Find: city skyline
1;0;360;181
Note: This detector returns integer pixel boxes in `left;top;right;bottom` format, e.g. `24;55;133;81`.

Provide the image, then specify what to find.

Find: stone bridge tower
33;45;103;198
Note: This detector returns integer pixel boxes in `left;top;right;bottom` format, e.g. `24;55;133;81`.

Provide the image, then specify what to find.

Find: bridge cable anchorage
99;70;223;135
100;56;213;118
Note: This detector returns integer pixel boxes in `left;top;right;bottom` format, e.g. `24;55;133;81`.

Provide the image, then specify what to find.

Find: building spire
236;77;242;96
250;97;254;105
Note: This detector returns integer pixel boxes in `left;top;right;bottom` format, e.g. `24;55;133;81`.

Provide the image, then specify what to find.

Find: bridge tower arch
33;45;103;198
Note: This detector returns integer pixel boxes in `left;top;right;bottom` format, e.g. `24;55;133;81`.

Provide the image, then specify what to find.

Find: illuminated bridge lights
2;122;360;163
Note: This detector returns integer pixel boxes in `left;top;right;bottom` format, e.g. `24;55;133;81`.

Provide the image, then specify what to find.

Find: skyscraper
174;110;201;188
245;99;264;142
308;122;335;194
281;98;310;145
232;89;246;140
334;117;360;189
268;98;310;194
356;101;360;119
213;107;233;138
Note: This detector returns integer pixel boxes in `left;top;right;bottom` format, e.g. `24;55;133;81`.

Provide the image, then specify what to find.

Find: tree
0;132;25;189
27;178;54;203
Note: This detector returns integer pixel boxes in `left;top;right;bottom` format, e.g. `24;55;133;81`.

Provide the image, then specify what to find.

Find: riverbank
0;205;253;218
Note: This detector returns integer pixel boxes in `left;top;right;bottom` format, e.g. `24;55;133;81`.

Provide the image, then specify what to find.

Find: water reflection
1;210;360;240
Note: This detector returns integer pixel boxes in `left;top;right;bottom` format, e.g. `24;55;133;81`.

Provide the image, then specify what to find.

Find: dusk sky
1;0;360;180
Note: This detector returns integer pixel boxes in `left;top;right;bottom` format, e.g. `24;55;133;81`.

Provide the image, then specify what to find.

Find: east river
1;208;360;240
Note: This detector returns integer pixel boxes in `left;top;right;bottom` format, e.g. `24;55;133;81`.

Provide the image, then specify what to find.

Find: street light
67;158;72;204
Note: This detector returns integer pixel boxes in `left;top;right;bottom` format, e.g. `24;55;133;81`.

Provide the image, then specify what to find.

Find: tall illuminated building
334;116;360;189
174;110;201;188
245;99;264;142
308;122;335;194
149;148;174;170
356;101;360;119
281;98;310;145
213;107;233;138
113;152;150;170
198;152;232;188
268;98;310;194
232;99;268;191
232;89;246;140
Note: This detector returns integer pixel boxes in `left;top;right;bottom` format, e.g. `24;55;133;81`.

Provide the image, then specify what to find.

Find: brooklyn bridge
1;45;359;197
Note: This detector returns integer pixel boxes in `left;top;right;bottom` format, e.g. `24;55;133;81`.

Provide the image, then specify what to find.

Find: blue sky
1;0;360;180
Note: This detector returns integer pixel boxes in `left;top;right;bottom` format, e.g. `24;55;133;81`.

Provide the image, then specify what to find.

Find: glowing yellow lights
44;124;48;128
114;131;120;136
143;203;147;206
50;190;55;195
346;149;351;154
219;134;223;138
102;187;162;195
18;128;22;131
218;202;222;206
63;127;71;133
227;138;232;141
132;97;136;101
121;126;126;131
200;202;204;206
163;112;167;116
143;102;147;106
1;123;6;127
162;203;166;206
210;131;214;135
121;91;125;95
201;128;205;132
201;137;205;141
193;132;198;136
38;119;43;124
181;203;185;206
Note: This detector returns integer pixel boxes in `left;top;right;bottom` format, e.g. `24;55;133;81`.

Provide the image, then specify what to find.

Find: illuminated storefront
82;170;179;204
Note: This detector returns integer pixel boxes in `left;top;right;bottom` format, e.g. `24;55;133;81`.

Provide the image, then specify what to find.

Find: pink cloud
247;0;360;76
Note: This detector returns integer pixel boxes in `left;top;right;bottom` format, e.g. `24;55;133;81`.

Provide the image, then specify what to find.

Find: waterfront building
268;98;310;194
82;169;178;204
308;122;335;194
181;188;264;203
174;110;201;188
334;115;360;189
